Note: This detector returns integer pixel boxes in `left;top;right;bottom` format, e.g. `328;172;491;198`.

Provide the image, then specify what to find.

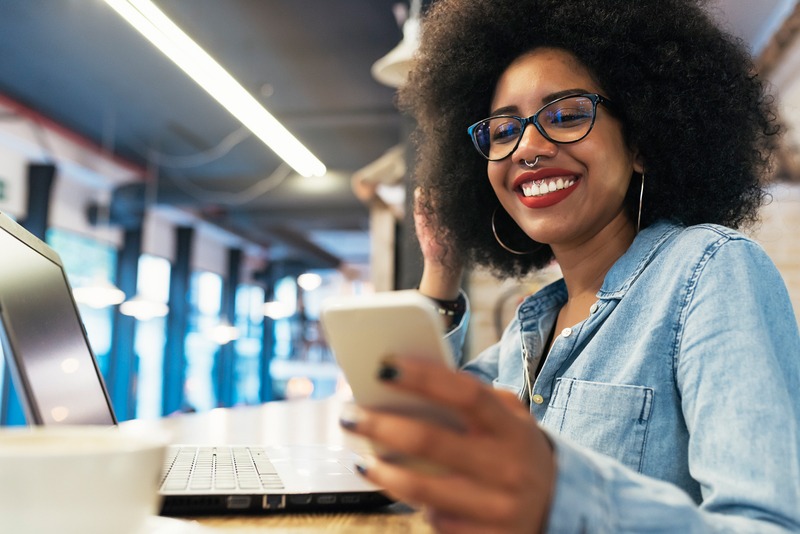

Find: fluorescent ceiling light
263;301;294;320
72;277;126;309
103;0;327;177
120;294;169;321
297;272;322;291
206;321;241;345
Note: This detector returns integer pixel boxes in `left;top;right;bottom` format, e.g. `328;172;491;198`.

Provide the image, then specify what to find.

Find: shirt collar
597;219;681;300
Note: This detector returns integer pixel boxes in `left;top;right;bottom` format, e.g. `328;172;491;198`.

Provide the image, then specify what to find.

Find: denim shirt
450;220;800;533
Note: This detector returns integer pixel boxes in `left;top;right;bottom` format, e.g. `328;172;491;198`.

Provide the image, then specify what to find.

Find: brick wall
748;182;800;323
467;264;561;361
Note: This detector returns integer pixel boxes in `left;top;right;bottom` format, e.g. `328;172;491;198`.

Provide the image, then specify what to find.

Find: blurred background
0;0;798;424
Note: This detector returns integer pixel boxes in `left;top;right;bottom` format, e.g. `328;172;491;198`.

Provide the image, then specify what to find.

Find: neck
551;214;636;300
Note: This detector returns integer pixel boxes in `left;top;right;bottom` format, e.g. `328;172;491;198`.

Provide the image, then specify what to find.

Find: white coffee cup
0;425;167;534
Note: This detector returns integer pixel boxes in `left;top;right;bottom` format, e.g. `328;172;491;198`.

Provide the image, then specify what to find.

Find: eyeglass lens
472;95;598;161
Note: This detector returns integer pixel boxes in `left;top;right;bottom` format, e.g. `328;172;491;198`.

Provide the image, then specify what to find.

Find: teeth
520;178;576;197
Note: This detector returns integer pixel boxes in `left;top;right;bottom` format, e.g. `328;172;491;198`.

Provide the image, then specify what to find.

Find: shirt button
589;303;599;314
561;327;573;337
532;394;544;405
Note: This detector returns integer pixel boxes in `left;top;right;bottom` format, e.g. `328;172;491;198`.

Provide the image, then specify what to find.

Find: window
133;254;170;419
234;284;264;405
268;270;350;400
184;271;223;411
271;276;297;360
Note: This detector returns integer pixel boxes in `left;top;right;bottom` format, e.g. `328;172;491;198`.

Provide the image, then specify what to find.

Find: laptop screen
0;215;116;425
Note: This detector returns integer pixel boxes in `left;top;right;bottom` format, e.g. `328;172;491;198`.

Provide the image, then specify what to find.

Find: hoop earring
491;207;539;255
637;173;645;234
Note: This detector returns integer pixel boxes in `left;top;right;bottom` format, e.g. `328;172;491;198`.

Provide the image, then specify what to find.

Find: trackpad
277;459;354;476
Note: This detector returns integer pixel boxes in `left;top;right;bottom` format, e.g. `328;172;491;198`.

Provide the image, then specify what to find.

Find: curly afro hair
398;0;779;278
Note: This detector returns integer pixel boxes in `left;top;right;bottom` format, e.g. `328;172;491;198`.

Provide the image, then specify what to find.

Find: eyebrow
490;88;592;116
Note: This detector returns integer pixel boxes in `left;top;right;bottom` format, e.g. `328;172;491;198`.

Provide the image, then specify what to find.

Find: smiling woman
403;0;775;279
484;48;640;250
337;1;800;533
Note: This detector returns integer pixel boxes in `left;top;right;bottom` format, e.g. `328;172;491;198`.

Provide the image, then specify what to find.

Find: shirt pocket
492;377;523;397
542;378;654;473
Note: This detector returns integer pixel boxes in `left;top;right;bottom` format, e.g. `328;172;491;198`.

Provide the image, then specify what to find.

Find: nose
513;122;557;165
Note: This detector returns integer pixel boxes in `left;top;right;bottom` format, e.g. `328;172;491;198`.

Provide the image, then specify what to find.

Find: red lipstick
513;168;580;209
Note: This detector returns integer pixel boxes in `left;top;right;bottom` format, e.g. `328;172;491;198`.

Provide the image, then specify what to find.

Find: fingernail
339;417;358;431
354;460;369;476
339;402;361;430
378;360;399;381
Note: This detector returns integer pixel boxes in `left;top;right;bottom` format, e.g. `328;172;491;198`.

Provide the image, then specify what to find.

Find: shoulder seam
671;230;732;382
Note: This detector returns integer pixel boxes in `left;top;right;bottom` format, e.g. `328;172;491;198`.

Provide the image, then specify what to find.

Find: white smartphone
320;290;464;433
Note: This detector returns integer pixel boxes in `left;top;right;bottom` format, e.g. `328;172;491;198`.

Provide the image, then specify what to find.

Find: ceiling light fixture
119;294;169;321
102;0;326;177
72;276;126;309
263;301;294;320
206;320;241;345
371;0;422;88
297;272;322;291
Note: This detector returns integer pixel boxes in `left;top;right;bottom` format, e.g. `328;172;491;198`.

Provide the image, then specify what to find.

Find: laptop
0;212;391;515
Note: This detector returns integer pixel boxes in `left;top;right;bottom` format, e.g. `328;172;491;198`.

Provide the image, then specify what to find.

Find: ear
631;147;645;175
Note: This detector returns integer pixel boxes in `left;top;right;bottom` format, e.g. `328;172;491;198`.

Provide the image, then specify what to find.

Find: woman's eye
547;107;592;127
491;121;521;143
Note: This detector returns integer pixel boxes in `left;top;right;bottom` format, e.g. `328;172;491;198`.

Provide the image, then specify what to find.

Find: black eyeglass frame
466;93;616;161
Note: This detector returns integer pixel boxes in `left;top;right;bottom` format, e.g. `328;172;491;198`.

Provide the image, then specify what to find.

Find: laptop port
288;494;313;505
226;496;252;509
262;494;286;510
316;495;337;505
340;495;361;504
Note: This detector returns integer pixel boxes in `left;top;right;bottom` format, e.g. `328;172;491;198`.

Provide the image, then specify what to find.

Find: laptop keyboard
161;446;285;492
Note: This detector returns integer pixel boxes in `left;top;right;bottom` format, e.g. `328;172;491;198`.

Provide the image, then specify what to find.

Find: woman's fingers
378;357;527;434
359;456;552;533
347;406;528;488
359;456;540;528
341;363;553;492
355;407;553;497
341;360;556;533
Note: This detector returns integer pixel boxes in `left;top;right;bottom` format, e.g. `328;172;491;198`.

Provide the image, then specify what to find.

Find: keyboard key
160;446;285;492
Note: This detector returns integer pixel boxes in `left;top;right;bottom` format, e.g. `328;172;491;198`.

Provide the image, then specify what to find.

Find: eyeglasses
467;93;615;161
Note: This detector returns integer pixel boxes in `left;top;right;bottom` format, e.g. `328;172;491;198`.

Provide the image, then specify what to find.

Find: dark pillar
259;281;276;403
162;226;193;415
20;163;56;239
214;248;241;407
255;260;305;402
107;227;142;421
395;116;423;290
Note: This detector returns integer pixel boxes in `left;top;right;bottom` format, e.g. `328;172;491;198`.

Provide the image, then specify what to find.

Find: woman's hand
340;358;556;534
414;188;464;300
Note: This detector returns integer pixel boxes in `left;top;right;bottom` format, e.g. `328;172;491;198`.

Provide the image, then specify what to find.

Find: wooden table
122;397;433;533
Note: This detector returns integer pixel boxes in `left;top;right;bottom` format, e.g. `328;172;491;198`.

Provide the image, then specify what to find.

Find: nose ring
523;156;539;168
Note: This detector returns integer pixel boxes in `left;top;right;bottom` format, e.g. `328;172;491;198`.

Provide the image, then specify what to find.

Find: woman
341;0;800;532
